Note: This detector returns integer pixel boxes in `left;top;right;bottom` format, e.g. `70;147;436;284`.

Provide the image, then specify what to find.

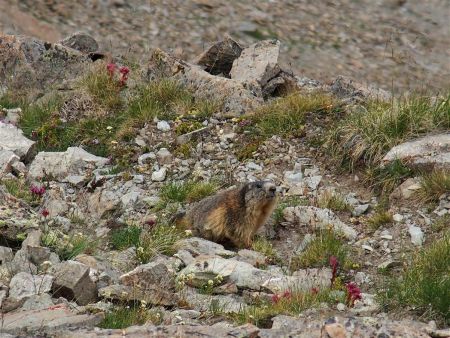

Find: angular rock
0;246;14;265
0;149;20;176
156;120;171;132
0;122;36;162
29;147;109;181
261;268;332;294
195;36;243;76
408;224;424;246
179;256;273;291
147;49;263;117
21;293;54;310
50;261;97;305
184;287;246;314
390;177;421;200
59;32;99;53
234;249;267;267
230;40;281;92
88;187;121;219
283;206;358;240
176;237;235;258
9;272;53;301
152;167;167;181
99;284;178;307
156;148;173;165
120;256;176;291
0;34;91;101
329;75;391;103
1;304;103;335
382;133;450;171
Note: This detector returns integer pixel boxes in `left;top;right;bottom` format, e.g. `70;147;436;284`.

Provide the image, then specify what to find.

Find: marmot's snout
266;183;277;198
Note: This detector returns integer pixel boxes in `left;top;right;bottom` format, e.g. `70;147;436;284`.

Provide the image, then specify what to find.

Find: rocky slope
1;0;449;93
0;32;449;337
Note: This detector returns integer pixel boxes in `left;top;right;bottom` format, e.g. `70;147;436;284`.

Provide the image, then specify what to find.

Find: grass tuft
42;231;98;260
317;190;352;212
137;223;188;263
110;224;142;250
367;210;393;231
366;159;413;193
2;179;38;204
417;170;450;203
159;180;218;206
251;237;278;264
327;93;450;169
291;230;348;270
98;305;163;329
378;233;450;325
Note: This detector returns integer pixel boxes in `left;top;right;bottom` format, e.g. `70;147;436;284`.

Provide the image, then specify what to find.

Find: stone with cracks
50;260;97;306
176;237;236;258
382;133;450;171
147;49;263;117
283;206;358;240
1;304;103;335
195;36;243;76
28;147;109;181
99;284;179;307
261;268;332;294
0;149;20;176
8;272;53;301
0;122;36;162
230;39;281;96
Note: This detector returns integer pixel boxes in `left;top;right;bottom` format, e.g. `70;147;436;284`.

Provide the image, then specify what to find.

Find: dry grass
417;170;450;203
317;190;352;212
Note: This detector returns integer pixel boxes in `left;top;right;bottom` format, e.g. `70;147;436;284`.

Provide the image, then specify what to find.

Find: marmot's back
179;181;278;248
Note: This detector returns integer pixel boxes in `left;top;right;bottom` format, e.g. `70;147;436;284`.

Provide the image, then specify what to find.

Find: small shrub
110;225;142;250
367;211;393;231
418;170;450;203
317;190;352;212
137;223;187;263
327;93;450;169
292;230;348;270
378;233;450;325
98;305;163;329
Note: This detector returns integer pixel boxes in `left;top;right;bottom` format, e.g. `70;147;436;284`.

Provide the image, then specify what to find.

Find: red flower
271;294;281;304
145;219;156;229
30;185;46;197
329;255;339;287
41;209;50;217
311;287;319;294
107;63;117;78
345;282;362;307
119;66;130;86
282;290;292;299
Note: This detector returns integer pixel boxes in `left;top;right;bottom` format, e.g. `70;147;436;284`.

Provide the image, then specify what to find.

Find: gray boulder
0;122;36;162
50;261;97;305
29;147;109;181
8;272;53;301
382;133;450;171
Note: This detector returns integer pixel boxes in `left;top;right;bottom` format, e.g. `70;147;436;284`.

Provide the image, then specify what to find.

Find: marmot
175;181;278;248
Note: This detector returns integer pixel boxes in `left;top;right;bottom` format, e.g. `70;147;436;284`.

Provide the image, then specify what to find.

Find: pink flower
271;294;281;304
329;255;339;287
107;63;117;78
282;290;292;299
311;287;319;294
119;66;130;86
345;282;362;307
30;185;46;197
145;219;156;229
41;209;49;217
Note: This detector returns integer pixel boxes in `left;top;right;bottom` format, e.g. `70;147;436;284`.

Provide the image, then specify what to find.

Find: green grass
1;179;38;204
42;231;98;261
367;210;393;231
327;93;450;169
98;306;163;329
418;170;450;203
225;289;338;328
247;92;337;139
378;233;450;326
366;159;414;193
291;230;348;270
110;225;142;250
136;223;187;263
317;190;352;212
159;180;218;206
432;215;450;233
251;237;278;264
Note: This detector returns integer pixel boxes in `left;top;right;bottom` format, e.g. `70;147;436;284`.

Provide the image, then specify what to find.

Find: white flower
106;126;113;130
184;230;192;236
207;279;214;286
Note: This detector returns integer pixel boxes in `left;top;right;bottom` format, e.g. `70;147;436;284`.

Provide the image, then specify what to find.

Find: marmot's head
242;181;278;206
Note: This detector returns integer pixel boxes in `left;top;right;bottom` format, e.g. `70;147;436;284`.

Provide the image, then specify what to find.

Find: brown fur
176;181;278;248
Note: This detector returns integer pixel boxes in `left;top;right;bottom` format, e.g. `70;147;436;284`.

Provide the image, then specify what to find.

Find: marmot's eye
255;182;263;189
